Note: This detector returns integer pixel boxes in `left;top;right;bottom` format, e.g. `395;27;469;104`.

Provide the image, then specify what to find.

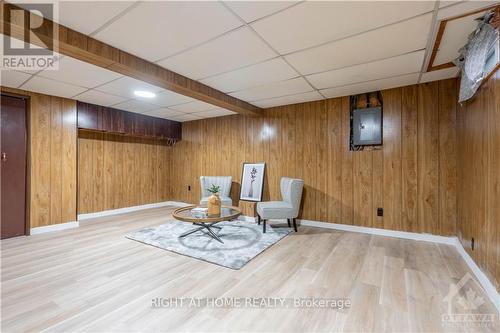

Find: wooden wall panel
401;85;418;232
438;79;458;236
382;88;402;231
1;87;77;229
169;80;459;237
417;82;440;234
457;69;500;289
77;133;172;214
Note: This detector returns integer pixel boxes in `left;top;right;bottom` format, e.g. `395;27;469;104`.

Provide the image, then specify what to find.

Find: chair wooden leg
263;220;266;233
287;218;291;227
257;214;261;225
293;218;297;232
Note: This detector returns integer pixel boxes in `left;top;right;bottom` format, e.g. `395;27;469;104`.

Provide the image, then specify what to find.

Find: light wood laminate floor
1;206;498;332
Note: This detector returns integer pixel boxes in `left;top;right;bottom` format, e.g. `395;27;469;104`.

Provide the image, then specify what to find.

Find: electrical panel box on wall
352;107;382;146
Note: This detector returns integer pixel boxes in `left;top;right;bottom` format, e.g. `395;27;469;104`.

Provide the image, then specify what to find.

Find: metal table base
179;221;225;243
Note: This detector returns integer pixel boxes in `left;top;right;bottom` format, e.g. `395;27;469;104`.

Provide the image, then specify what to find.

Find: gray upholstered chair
199;176;233;206
256;177;304;233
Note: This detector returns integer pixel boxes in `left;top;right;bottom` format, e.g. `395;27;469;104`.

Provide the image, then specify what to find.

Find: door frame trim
1;91;31;236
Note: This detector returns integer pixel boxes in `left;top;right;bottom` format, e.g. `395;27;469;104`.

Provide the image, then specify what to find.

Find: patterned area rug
126;219;291;269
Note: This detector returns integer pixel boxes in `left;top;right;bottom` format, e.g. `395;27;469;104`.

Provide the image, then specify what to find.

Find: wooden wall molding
0;1;262;116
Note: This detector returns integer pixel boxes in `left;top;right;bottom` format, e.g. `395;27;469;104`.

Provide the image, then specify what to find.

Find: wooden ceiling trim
427;4;499;72
0;1;262;116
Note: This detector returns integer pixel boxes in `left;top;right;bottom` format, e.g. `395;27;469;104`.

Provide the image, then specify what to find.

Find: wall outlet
377;208;383;217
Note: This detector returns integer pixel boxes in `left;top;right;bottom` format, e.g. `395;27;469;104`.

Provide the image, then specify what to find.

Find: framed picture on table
239;162;265;202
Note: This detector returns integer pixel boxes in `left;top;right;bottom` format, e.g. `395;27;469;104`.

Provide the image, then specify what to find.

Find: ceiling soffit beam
0;2;262;116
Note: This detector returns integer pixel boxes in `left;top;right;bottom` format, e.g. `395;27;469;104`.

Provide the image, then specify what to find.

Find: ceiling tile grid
1;70;32;88
73;89;128;107
37;55;122;89
112;99;157;113
230;77;313;102
95;76;164;99
223;1;299;23
20;75;87;99
199;57;298;93
6;0;489;120
169;100;220;113
156;27;277;79
253;91;324;108
306;50;426;90
93;1;242;62
141;108;185;119
320;73;420;99
284;13;433;76
249;1;435;55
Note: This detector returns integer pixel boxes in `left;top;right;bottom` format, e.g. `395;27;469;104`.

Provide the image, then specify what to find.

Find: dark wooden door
1;95;27;239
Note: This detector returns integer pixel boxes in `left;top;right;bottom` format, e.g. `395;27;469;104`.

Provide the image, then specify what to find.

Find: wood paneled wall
457;69;500;289
170;79;458;236
1;86;77;228
77;131;171;214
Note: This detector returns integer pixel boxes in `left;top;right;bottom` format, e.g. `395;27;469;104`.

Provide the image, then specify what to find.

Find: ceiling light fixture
134;90;156;98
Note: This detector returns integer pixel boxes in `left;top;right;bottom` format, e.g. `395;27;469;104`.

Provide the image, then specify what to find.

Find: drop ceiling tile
38;56;122;88
58;1;136;35
200;57;298;93
307;50;425;90
169;113;203;122
150;90;195;107
320;73;420;99
0;70;31;88
96;76;163;99
157;27;276;80
439;1;463;8
433;11;486;66
20;76;86;98
94;1;242;62
73;89;128;107
420;67;459;83
230;77;312;102
169;100;218;113
143;108;184;119
192;108;236;118
112;99;157;113
253;91;324;108
286;14;432;75
223;1;298;23
251;1;435;54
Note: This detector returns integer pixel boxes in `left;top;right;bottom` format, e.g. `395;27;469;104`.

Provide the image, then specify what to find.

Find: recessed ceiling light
134;90;156;98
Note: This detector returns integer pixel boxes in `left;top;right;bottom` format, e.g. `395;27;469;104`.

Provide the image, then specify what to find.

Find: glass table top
173;205;241;222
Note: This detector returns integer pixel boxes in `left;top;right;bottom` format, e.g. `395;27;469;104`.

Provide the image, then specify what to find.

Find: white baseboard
454;240;500;312
299;219;458;245
243;215;499;311
30;221;79;235
77;201;188;221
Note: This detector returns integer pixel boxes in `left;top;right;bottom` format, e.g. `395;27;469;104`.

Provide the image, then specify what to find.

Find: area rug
126;219;291;269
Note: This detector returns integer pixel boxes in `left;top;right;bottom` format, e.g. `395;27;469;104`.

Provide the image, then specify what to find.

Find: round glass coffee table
172;205;242;243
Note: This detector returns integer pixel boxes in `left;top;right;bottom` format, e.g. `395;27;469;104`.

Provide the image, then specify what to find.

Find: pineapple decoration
206;184;221;215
